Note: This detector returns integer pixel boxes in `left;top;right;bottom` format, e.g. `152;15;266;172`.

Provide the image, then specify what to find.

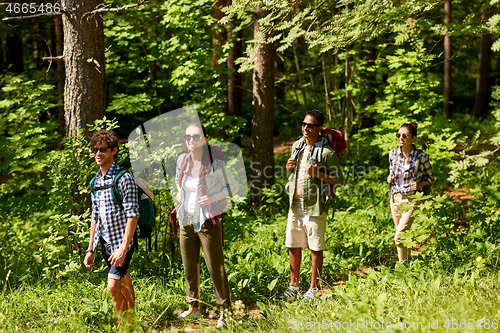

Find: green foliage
2;1;500;331
0;75;59;194
103;0;246;141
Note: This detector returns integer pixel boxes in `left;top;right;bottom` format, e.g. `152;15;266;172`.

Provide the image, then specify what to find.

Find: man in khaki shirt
279;110;344;302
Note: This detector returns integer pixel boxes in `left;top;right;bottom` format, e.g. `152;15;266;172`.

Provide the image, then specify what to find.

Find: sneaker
216;312;228;329
302;287;319;302
177;309;199;320
276;285;301;302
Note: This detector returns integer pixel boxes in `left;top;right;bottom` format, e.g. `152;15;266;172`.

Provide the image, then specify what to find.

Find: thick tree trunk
62;0;106;138
474;16;492;118
251;6;275;206
227;0;243;146
55;12;65;136
443;0;452;118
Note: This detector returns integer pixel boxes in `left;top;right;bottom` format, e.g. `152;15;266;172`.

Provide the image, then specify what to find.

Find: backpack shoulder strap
390;148;399;177
291;139;305;159
178;153;189;184
89;175;97;193
412;149;424;177
111;168;129;210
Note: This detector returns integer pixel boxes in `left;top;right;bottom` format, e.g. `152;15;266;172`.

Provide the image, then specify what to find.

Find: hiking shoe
302;288;319;303
276;285;301;302
177;309;199;320
216;312;228;329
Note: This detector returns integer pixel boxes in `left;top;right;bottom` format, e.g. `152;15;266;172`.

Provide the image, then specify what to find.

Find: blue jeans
100;237;135;281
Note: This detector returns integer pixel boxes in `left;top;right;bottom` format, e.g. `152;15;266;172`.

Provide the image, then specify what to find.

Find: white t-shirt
184;175;198;214
293;145;311;208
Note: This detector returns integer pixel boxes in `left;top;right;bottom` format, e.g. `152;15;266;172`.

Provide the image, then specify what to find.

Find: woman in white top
175;122;237;328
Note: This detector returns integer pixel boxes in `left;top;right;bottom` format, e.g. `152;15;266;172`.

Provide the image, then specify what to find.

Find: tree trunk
321;52;332;123
474;13;492;118
251;6;275;206
361;38;377;129
443;0;452;118
211;0;229;139
55;11;65;136
227;0;243;146
62;0;106;138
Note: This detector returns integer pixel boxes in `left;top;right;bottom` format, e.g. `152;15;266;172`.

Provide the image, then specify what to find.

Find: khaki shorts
285;202;327;251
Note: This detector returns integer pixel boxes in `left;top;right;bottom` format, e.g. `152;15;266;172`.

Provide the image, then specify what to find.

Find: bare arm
83;218;97;269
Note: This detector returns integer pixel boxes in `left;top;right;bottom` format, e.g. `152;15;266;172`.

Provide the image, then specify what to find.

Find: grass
1;154;499;332
1;261;500;332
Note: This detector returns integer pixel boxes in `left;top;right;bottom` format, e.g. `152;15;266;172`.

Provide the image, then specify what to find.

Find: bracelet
214;194;218;203
86;249;94;254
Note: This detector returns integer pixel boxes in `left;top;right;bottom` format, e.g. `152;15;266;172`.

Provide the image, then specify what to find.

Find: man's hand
83;252;94;269
109;248;126;267
198;195;215;206
286;158;297;172
307;163;320;178
387;175;395;184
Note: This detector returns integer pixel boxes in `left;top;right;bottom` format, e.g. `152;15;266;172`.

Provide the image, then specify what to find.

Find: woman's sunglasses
184;134;202;141
301;122;321;129
396;133;409;139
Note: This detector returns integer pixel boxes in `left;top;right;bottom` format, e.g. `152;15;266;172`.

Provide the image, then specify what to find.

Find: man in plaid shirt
83;129;139;327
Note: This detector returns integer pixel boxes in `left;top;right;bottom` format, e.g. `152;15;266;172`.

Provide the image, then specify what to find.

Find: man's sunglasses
92;146;110;154
184;134;202;141
301;122;322;129
396;133;409;139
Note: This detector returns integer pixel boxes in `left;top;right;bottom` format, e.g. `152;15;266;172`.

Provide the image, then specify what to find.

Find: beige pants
390;193;416;262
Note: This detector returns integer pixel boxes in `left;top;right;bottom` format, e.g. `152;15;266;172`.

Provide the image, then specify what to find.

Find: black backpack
89;167;157;250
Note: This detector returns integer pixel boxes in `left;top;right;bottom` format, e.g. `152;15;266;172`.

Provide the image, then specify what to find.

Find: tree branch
2;12;62;21
42;55;65;61
83;0;148;19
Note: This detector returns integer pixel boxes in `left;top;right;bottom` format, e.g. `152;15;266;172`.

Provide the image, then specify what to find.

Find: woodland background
1;0;500;332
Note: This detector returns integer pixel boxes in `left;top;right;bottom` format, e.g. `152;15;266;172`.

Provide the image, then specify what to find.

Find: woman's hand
176;192;181;204
387;175;395;184
409;181;418;191
198;195;215;206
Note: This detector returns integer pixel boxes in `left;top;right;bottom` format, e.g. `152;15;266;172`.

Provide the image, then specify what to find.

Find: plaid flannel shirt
91;163;140;253
389;145;433;196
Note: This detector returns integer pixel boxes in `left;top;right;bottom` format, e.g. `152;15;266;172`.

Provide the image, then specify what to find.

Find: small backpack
89;168;157;250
